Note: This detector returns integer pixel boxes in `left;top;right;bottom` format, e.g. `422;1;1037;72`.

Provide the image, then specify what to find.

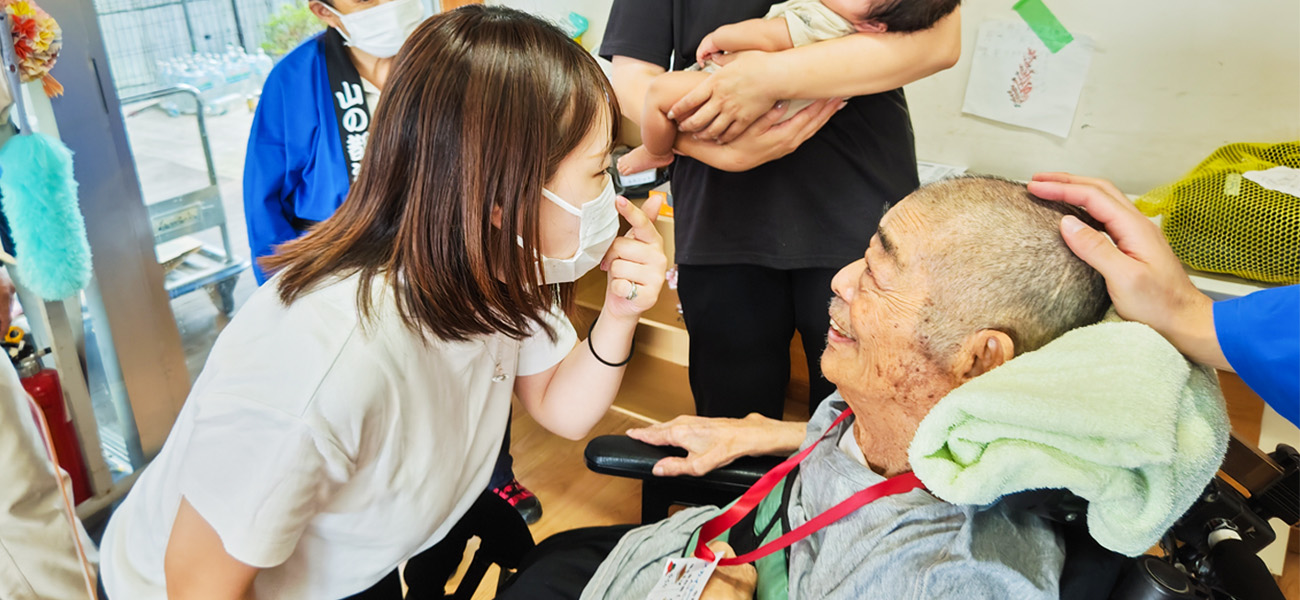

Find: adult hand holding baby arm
626;413;807;477
670;51;785;145
676;98;844;172
1027;173;1230;371
610;53;841;170
671;8;962;144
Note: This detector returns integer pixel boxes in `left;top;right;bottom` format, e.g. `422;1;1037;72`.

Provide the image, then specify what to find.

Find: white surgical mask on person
321;0;426;59
530;179;619;284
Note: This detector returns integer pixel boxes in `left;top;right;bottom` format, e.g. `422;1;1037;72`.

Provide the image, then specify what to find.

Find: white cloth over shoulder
910;318;1229;556
101;274;575;599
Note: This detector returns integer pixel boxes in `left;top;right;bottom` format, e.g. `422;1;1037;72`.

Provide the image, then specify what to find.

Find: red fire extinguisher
17;348;92;504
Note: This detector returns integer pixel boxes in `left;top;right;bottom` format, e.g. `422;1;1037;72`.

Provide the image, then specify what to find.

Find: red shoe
492;478;542;525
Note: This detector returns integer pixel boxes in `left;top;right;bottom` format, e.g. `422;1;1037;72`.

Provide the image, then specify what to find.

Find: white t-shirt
838;423;869;467
360;76;381;115
101;273;575;599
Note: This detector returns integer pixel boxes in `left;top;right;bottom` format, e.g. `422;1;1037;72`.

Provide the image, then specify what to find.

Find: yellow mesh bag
1136;142;1300;284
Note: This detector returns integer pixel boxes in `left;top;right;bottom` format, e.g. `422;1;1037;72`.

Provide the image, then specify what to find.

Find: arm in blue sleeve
1214;285;1300;427
242;66;304;285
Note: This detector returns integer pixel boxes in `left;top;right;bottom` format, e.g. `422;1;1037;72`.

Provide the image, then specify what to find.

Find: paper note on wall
961;20;1094;138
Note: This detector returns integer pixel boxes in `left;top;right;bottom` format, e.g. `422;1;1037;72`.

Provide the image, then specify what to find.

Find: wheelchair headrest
999;488;1090;526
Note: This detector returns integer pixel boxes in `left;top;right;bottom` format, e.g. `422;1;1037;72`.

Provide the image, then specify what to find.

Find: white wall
487;0;613;52
908;1;1300;193
496;0;1299;194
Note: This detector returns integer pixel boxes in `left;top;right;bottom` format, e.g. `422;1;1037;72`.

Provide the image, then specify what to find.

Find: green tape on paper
1013;0;1074;53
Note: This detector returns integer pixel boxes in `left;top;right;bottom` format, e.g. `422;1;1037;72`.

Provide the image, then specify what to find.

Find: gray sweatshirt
581;396;1064;600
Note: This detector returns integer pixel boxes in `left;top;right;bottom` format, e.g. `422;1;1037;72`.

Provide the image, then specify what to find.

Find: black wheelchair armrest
584;435;784;493
584;435;786;522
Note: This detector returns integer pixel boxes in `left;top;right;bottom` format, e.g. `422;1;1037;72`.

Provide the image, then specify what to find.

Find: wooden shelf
608;352;694;423
575;272;686;333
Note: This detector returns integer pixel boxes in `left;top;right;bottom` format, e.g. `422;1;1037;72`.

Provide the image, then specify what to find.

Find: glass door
11;0;194;515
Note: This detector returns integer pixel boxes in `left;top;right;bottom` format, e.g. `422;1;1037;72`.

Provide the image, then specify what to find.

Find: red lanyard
693;408;925;567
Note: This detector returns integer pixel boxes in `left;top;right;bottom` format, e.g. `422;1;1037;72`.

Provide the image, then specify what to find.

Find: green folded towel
908;319;1229;556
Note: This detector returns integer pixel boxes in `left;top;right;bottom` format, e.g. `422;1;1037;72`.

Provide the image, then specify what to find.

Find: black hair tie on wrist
587;315;635;367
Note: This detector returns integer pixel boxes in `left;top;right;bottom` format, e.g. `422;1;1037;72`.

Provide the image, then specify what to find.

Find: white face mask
531;179;619;284
320;0;426;59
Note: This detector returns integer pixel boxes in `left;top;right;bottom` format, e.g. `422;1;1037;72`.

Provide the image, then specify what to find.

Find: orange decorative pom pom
3;0;62;98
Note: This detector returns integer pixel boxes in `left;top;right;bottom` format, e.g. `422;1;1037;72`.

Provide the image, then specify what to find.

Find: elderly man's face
822;200;957;421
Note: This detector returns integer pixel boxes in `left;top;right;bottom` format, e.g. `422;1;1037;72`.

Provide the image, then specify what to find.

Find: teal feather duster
0;132;92;300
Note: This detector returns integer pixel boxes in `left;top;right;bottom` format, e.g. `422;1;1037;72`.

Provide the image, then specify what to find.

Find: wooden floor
441;404;647;599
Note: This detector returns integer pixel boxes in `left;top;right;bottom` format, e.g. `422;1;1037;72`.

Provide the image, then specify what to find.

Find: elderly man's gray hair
910;176;1111;366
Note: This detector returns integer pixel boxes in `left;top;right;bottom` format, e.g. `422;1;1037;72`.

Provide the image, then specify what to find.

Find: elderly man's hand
626;413;806;477
700;542;757;600
1027;173;1229;371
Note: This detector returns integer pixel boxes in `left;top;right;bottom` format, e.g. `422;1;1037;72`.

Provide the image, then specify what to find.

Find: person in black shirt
617;0;961;175
601;1;961;419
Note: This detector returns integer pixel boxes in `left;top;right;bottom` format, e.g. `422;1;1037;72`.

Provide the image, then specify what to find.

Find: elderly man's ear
953;330;1016;383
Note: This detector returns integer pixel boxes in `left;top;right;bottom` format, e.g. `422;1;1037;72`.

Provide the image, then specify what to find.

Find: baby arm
618;70;711;174
697;17;794;65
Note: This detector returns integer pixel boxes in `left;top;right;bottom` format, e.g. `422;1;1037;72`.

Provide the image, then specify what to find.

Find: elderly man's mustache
828;298;857;342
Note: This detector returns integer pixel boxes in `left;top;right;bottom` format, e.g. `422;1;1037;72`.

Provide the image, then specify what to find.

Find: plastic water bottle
199;57;228;115
156;60;181;116
222;48;253;98
206;57;232;114
221;46;250;95
250;48;274;93
174;64;202;115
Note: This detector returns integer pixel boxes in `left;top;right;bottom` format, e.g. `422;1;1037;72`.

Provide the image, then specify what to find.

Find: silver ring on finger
625;282;639;302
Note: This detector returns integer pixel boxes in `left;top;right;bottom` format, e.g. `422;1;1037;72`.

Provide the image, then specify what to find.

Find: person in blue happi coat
243;0;423;285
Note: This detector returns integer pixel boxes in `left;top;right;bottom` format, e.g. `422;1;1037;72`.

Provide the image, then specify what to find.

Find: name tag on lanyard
646;554;723;600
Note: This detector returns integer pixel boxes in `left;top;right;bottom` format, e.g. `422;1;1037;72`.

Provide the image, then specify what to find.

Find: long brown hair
263;5;619;342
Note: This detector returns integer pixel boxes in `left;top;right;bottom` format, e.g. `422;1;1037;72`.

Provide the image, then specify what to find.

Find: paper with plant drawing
961;20;1093;138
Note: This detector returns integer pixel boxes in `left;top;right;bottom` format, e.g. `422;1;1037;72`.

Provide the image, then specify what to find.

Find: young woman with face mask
244;0;546;523
99;7;668;599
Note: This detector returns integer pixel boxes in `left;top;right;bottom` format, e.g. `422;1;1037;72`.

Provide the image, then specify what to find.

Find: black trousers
496;525;635;600
677;264;838;419
488;410;515;491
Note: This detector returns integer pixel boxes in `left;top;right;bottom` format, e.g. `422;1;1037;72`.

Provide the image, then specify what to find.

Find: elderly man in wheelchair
487;176;1292;600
